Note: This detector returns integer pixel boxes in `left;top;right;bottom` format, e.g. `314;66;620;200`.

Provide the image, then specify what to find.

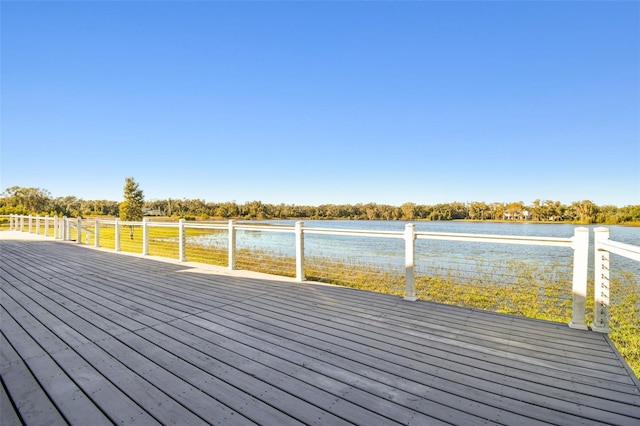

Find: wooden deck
1;231;639;426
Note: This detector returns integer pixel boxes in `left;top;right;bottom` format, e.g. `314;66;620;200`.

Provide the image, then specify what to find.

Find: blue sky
2;1;639;207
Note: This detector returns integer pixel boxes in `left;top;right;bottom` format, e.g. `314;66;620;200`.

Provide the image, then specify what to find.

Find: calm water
278;219;639;242
191;220;640;280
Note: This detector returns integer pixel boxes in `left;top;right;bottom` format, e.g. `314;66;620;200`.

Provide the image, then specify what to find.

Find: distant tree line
1;186;639;225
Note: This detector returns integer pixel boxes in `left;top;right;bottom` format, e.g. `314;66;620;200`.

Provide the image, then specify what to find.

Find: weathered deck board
1;233;639;425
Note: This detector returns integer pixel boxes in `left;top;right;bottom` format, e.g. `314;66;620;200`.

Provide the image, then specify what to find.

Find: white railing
592;227;640;333
8;214;638;332
414;228;591;330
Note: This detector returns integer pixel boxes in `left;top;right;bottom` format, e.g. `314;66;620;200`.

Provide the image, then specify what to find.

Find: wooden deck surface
1;231;639;425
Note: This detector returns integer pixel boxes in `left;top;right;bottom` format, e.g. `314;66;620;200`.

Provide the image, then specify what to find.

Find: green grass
607;272;640;378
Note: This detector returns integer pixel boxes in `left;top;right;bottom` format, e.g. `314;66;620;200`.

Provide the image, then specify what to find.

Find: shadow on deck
1;232;639;425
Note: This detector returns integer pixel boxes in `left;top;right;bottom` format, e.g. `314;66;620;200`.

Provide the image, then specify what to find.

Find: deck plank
1;256;279;425
0;372;23;426
1;288;164;425
0;305;115;426
209;300;638;425
1;234;640;426
248;291;633;385
0;330;67;426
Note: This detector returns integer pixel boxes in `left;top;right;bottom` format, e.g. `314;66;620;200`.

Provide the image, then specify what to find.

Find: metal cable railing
7;214;638;333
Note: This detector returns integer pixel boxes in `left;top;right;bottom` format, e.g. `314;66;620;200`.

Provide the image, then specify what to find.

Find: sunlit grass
608;272;640;378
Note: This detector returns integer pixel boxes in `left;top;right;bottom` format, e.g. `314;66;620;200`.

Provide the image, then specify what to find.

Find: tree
2;186;51;213
530;199;543;221
618;205;640;223
504;201;524;220
571;200;598;224
469;202;490;220
401;202;417;220
119;177;144;239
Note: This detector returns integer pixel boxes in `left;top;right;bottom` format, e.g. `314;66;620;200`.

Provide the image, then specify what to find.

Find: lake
188;220;639;283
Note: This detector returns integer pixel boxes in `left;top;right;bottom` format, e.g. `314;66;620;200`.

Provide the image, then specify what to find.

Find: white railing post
66;217;71;241
142;218;149;255
28;215;33;233
76;217;82;244
178;219;186;262
54;216;60;239
593;227;612;333
115;218;121;251
94;218;100;247
295;221;305;282
404;223;418;301
228;220;236;270
35;216;40;235
8;214;13;230
569;227;589;330
44;216;49;237
20;215;25;232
